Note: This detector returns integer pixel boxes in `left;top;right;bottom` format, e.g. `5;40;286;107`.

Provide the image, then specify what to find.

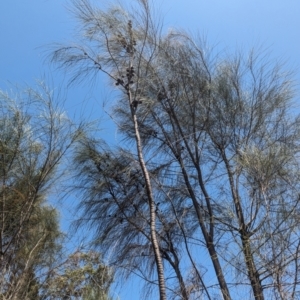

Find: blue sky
1;0;300;299
1;0;300;87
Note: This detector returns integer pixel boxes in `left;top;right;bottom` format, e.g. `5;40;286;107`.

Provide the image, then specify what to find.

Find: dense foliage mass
0;85;113;300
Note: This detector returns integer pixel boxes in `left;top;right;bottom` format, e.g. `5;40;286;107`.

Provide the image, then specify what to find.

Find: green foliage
0;83;81;300
42;250;113;300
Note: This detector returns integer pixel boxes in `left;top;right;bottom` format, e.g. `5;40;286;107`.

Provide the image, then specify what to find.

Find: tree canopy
51;0;300;299
1;0;300;299
0;84;114;300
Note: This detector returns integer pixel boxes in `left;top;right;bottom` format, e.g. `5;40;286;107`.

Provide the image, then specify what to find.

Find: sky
1;0;300;299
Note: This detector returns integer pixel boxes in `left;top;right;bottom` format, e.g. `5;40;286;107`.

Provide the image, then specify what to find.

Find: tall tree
0;83;82;300
52;0;300;299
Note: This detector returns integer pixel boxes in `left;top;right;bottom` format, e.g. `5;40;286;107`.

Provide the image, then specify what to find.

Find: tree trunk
222;151;264;300
153;102;231;300
127;72;166;299
241;233;264;300
132;110;167;300
178;157;231;300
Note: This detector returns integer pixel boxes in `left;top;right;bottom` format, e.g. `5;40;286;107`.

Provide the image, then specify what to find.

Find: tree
52;0;300;299
41;250;113;300
0;83;82;300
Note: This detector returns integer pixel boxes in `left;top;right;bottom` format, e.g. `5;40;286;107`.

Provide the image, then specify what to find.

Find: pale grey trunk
126;70;166;298
131;111;167;300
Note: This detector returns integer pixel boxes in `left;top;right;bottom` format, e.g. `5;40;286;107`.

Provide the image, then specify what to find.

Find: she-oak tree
0;83;78;300
52;0;300;299
0;83;115;300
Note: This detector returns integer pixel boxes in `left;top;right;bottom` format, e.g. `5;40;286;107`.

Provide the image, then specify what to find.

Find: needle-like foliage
52;1;300;299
